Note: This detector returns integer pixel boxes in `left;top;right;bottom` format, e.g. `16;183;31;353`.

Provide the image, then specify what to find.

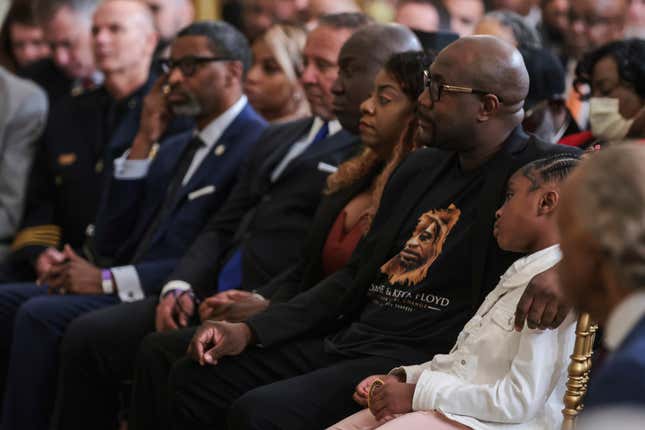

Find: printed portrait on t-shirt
380;204;461;286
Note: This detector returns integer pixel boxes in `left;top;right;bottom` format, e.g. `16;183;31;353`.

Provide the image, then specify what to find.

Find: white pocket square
317;162;338;174
188;185;216;201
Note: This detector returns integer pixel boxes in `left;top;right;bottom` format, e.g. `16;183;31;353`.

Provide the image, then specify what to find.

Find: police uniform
0;78;153;282
19;59;75;106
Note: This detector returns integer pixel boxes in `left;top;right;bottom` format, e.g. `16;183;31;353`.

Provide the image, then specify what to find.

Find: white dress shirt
159;116;341;298
392;245;576;430
270;117;341;182
109;95;248;302
604;291;645;352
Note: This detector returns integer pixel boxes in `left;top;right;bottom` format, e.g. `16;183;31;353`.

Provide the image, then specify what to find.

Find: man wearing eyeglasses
0;2;178;429
50;12;371;430
44;20;269;430
154;35;579;430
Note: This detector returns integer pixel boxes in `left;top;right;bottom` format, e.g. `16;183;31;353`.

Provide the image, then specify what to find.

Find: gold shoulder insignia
11;225;62;251
58;153;77;166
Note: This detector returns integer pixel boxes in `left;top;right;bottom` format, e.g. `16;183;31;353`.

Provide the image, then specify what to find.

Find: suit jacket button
336;314;344;320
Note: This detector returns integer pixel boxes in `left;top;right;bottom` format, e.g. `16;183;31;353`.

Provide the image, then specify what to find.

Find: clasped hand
37;245;102;295
353;374;415;422
186;320;253;366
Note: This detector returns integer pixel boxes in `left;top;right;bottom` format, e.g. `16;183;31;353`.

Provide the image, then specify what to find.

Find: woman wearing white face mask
560;38;645;148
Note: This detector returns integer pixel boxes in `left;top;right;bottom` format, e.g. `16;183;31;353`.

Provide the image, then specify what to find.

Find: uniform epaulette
70;84;102;98
11;225;62;251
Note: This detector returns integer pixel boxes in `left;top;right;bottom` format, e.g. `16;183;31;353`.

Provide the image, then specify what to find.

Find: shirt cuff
160;280;192;298
114;150;152;179
111;265;145;302
412;369;461;412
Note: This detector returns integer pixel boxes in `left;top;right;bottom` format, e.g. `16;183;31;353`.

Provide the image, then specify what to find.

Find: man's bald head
416;36;529;162
340;23;422;69
439;35;529;107
93;0;157;77
100;0;156;34
137;0;194;42
332;23;422;132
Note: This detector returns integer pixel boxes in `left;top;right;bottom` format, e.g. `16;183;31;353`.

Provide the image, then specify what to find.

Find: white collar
604;291;645;351
498;244;562;290
197;95;247;149
307;117;342;141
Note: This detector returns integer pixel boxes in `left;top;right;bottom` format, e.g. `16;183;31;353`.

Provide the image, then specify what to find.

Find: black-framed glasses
423;70;504;103
159;56;234;77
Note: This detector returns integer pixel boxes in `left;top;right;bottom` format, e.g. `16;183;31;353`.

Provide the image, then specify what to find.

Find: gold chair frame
562;312;598;430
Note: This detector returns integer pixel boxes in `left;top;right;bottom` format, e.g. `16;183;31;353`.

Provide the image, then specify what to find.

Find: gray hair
34;0;101;24
484;10;541;50
574;144;645;290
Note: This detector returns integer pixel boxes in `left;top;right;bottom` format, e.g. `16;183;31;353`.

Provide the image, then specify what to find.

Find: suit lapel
277;129;357;181
257;118;314;184
166;105;256;213
131;131;194;238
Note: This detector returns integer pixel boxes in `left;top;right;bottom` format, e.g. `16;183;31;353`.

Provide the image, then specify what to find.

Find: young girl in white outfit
328;153;581;430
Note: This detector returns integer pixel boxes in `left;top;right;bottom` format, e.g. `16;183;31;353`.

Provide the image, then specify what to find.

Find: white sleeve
111;265;145;302
412;326;568;423
159;280;192;298
113;150;151;179
389;362;434;384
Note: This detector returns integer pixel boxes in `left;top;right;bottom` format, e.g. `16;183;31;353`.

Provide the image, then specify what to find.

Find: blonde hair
262;24;307;83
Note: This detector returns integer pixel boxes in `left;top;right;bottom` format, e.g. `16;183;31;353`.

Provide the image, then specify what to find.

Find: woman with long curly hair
198;50;430;322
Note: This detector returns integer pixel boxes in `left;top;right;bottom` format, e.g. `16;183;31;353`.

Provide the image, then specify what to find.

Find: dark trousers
0;283;118;430
131;331;400;430
51;296;158;430
130;326;197;430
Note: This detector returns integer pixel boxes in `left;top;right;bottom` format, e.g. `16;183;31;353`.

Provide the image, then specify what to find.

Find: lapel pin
214;145;226;156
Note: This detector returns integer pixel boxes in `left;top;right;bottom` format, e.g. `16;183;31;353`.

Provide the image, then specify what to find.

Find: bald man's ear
476;94;501;122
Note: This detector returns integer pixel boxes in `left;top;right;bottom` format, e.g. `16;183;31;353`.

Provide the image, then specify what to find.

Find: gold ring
367;378;385;410
162;84;171;95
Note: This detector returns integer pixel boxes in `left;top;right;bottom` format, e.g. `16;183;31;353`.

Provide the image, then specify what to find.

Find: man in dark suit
558;145;645;412
142;36;579;430
0;2;162;429
50;12;373;430
20;0;102;105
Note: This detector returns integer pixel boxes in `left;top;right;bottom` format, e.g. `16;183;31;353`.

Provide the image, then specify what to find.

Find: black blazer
5;85;149;279
167;117;361;299
246;127;581;347
257;165;382;302
19;59;72;106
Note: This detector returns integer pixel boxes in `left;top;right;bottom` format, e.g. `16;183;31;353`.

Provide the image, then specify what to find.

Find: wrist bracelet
101;269;114;294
